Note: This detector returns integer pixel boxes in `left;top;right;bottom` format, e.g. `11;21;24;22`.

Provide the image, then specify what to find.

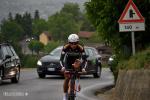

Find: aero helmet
68;34;79;43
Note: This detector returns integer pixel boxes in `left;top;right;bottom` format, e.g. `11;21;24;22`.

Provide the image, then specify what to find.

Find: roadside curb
78;81;114;100
95;84;114;96
78;68;114;100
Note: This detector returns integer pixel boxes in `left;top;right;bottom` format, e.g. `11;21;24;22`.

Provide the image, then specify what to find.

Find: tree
60;2;95;32
34;10;40;20
15;13;23;26
14;13;25;37
61;2;81;22
0;32;4;42
14;12;34;37
0;20;24;41
47;2;83;41
80;13;95;31
33;41;44;55
48;12;79;41
22;12;33;36
28;41;34;55
28;40;44;55
8;12;13;21
32;19;48;36
85;0;150;58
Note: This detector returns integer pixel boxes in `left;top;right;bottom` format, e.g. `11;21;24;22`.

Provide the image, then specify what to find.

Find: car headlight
109;57;114;61
9;71;16;76
37;60;42;66
97;59;101;63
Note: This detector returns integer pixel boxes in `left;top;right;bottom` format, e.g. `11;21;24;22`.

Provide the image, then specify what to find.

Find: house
77;31;93;39
39;31;52;45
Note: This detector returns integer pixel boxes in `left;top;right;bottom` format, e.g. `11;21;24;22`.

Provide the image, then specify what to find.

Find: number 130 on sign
119;23;145;32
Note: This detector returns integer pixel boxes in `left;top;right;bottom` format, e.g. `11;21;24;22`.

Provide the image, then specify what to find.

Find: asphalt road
0;68;114;100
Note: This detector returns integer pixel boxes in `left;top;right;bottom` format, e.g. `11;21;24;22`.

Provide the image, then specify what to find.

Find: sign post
131;32;135;55
118;0;145;55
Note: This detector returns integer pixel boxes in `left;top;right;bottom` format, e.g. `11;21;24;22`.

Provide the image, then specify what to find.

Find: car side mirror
5;55;11;59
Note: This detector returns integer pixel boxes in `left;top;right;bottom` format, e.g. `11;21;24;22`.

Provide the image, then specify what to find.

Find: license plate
48;68;55;71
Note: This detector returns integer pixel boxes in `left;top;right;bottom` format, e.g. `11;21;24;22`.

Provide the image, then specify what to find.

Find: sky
0;0;87;22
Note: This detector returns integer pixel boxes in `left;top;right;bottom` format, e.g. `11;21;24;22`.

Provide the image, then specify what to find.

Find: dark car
37;46;102;78
0;43;21;83
108;55;116;71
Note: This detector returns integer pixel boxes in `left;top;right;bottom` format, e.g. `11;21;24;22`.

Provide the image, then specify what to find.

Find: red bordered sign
118;0;144;23
118;0;145;32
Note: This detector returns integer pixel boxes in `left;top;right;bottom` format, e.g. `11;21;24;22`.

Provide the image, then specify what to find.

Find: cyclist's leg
75;78;81;92
68;79;77;94
63;77;69;93
68;79;71;94
63;73;70;100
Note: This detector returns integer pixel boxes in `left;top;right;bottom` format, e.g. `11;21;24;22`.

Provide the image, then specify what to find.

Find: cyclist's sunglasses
69;42;78;45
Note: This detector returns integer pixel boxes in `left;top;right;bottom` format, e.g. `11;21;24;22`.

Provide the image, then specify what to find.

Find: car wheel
93;65;101;78
110;66;113;72
38;73;46;78
11;68;20;83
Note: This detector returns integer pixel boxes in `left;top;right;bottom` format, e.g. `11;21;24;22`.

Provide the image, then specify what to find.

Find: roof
42;31;51;36
78;31;93;38
41;31;51;39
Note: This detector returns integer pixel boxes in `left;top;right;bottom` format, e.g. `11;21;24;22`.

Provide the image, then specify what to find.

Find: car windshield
49;48;62;56
85;48;92;57
49;47;97;57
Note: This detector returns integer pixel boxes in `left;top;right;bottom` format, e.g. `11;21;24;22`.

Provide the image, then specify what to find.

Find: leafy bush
112;47;150;82
28;40;44;54
118;48;150;70
21;55;38;68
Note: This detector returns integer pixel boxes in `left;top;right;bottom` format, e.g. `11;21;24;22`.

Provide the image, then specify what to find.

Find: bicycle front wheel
68;80;75;100
68;95;75;100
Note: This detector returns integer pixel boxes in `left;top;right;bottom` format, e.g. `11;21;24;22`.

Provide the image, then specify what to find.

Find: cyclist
60;34;87;100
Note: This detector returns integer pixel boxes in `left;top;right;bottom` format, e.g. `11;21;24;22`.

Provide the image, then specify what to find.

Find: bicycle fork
68;78;75;100
68;79;80;100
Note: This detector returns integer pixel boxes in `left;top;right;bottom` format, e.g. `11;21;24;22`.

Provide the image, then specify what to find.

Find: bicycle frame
66;70;81;100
